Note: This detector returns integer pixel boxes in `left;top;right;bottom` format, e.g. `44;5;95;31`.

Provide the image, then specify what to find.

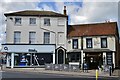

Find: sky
0;0;120;44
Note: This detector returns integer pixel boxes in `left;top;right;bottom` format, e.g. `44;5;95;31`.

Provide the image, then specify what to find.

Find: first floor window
44;32;50;44
86;38;92;48
14;31;21;43
72;39;78;49
29;32;36;44
101;38;107;48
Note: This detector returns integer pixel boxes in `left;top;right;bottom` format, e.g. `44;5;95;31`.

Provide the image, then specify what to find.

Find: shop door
86;53;103;69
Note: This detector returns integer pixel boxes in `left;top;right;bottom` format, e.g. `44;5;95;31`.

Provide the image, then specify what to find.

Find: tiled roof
4;10;67;17
68;22;118;37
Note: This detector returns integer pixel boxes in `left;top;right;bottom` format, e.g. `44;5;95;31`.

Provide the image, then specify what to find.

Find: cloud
0;0;40;43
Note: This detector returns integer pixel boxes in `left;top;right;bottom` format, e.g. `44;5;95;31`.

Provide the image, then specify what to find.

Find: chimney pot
64;6;67;15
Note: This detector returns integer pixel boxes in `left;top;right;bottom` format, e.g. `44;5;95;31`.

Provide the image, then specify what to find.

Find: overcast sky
0;0;120;44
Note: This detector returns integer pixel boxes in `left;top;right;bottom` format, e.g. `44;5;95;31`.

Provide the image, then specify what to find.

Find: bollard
109;66;112;76
96;69;98;80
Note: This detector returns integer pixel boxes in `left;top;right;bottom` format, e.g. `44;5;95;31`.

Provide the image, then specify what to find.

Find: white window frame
15;17;22;25
14;31;21;44
44;18;50;26
29;18;36;25
44;32;50;44
29;32;36;44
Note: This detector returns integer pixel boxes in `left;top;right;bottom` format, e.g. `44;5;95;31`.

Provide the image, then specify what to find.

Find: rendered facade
1;7;120;69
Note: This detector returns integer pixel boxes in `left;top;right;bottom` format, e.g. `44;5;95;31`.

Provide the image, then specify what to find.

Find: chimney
63;6;67;15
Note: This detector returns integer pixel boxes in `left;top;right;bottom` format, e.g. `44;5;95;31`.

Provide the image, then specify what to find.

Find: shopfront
1;44;55;68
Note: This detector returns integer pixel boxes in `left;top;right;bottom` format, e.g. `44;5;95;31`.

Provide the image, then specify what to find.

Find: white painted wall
6;16;67;48
67;36;116;51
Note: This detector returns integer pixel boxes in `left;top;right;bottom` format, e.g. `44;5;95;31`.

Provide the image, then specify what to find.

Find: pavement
1;68;119;78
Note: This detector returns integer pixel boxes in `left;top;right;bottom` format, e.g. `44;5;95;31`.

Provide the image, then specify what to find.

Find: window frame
44;32;50;44
29;18;36;25
15;17;22;25
14;31;21;44
86;38;93;48
29;32;36;44
101;38;107;48
44;18;50;26
72;39;78;49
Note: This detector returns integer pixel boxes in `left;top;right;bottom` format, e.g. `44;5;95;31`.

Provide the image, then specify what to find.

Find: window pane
30;18;36;24
29;32;36;44
15;18;21;25
44;18;50;26
86;38;92;48
14;32;21;43
72;39;78;49
44;32;50;44
101;38;107;48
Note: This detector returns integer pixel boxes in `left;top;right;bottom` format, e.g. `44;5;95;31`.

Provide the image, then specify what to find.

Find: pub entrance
85;53;103;69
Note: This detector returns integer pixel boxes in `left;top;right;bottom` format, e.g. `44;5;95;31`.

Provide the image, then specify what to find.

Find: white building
1;7;68;68
1;7;120;69
67;22;120;69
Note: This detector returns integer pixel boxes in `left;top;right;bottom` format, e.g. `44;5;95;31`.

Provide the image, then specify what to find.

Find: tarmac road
1;70;120;80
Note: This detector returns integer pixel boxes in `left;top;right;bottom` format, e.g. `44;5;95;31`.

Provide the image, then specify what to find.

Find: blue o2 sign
28;49;37;53
4;47;8;51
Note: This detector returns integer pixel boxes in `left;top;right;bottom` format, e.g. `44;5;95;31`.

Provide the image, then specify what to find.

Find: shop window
68;53;80;62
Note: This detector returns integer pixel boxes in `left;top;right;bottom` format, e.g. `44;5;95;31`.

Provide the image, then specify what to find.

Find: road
0;70;120;80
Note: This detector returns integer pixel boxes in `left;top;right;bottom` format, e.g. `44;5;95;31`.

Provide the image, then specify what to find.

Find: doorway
58;49;64;64
85;53;103;69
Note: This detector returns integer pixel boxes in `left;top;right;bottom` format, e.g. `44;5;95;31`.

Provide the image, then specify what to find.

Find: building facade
67;22;119;69
1;8;120;69
1;8;68;68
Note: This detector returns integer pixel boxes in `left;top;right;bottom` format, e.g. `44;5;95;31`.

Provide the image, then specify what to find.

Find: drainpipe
81;36;84;69
38;16;57;47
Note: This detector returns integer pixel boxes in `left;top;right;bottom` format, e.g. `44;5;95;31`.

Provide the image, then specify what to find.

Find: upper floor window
29;18;36;25
58;19;64;26
44;18;50;26
72;39;78;49
15;18;21;25
29;32;36;44
86;38;92;48
44;32;50;44
101;38;107;48
14;31;21;44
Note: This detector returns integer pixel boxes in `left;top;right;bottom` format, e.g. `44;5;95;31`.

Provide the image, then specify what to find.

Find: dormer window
44;18;50;26
15;18;21;25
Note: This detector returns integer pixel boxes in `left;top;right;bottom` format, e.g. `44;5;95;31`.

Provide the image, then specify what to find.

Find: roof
4;10;67;17
68;22;118;37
